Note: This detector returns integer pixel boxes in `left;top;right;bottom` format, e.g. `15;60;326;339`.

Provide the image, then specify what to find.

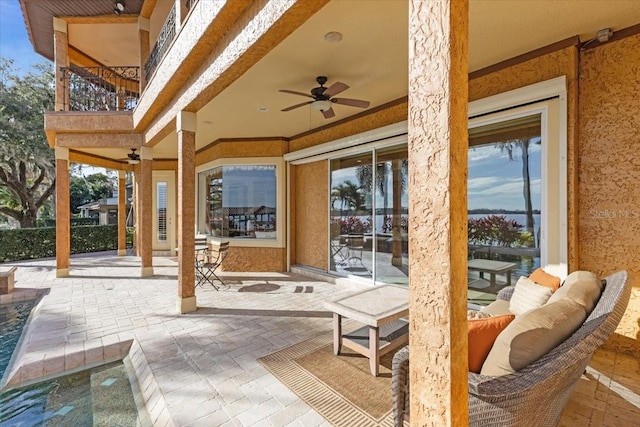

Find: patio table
324;285;408;376
467;259;517;290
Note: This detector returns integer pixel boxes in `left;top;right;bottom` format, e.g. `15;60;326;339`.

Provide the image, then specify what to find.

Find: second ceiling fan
279;76;370;119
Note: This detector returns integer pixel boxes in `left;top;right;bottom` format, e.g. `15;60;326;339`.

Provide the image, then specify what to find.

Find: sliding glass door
329;143;409;285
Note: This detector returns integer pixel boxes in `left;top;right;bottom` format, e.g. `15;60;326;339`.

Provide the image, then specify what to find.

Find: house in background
78;194;133;226
20;0;640;423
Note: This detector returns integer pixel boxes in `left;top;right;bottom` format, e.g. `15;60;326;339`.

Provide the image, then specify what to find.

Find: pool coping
1;303;174;427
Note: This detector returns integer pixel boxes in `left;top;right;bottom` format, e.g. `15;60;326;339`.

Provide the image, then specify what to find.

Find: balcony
59;66;140;112
144;4;176;82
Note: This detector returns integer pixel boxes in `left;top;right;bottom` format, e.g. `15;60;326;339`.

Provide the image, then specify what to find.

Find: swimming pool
0;361;144;426
0;300;148;426
0;299;37;380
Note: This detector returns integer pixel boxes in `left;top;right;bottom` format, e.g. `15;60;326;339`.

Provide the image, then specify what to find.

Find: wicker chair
391;270;630;427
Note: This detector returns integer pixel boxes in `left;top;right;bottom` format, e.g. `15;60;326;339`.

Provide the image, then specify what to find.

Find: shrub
468;215;523;247
0;225;118;262
331;216;371;236
37;217;99;227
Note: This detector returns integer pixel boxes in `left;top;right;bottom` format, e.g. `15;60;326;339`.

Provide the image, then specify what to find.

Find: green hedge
37;217;99;227
0;225;118;262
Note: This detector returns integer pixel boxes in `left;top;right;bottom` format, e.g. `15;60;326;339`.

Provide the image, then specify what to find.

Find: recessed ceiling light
324;31;342;43
257;106;268;112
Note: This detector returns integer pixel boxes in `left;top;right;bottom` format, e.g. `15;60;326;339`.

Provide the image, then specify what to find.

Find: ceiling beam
56;133;143;148
61;15;138;25
69;150;133;171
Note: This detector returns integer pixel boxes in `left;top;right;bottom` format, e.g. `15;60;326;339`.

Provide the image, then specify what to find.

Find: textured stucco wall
294;162;328;269
469;46;580;273
222;247;286;272
196;139;288;166
289;100;407;152
578;34;640;355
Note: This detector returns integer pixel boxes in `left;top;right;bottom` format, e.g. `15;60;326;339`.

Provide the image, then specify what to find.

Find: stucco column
408;1;469;426
138;17;150;90
117;170;127;256
55;147;70;277
132;165;140;255
176;111;197;314
53;18;69;111
139;148;154;277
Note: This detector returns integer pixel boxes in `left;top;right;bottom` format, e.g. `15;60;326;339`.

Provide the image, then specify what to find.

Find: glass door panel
329;153;373;279
374;145;409;285
467;115;542;305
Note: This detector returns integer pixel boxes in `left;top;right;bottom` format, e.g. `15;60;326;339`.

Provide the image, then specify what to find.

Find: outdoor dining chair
195;241;230;290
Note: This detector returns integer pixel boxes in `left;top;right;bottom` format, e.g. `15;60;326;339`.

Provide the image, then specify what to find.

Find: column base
177;296;197;314
117;249;127;256
140;266;154;277
56;268;69;278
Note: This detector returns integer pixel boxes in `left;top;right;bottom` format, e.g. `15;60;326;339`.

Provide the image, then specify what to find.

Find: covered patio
2;253;639;426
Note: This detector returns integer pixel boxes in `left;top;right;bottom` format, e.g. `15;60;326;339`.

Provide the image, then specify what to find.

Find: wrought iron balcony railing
60;66;140;112
144;4;176;82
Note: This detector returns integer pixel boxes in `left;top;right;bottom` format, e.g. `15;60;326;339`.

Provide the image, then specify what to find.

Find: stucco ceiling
22;0;640;161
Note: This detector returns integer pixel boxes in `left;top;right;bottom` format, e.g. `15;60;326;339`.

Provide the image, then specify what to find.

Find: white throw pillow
467;310;492;320
509;276;554;315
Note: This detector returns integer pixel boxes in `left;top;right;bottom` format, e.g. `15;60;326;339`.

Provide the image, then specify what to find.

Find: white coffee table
324;285;409;376
467;259;517;289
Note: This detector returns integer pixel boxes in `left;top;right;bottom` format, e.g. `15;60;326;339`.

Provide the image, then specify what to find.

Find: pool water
0;361;143;426
0;299;37;379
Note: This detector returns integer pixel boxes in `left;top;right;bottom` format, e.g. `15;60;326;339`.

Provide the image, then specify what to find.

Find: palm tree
498;138;537;243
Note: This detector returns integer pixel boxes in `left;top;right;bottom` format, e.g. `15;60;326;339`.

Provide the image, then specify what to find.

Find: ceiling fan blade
332;98;370;109
279;89;314;98
281;100;313;112
323;81;349;97
322;107;336;119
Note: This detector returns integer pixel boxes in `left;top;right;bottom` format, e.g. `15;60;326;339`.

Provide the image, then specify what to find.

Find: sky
330;143;542;213
0;0;50;74
468;142;541;211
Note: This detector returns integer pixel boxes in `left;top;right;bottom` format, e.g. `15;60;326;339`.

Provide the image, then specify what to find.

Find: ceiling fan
125;148;140;165
279;76;370;119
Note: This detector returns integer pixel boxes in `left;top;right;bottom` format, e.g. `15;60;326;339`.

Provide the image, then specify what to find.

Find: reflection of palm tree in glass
356;161;408;218
356;160;408;266
498;138;537;245
331;180;363;217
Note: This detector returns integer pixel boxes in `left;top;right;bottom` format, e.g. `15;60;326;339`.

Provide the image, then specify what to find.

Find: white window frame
196;157;285;248
468;76;568;278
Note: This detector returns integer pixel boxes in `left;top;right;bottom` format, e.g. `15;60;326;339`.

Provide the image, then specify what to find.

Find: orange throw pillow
529;268;561;291
468;314;515;373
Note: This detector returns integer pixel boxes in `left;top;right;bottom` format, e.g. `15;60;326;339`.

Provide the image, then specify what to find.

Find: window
467;80;567;304
198;165;277;240
467;115;542;304
156;182;167;242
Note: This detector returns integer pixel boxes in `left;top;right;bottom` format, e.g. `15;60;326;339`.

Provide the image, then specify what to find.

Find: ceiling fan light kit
127;148;140;165
311;100;332;112
114;1;125;15
279;76;370;119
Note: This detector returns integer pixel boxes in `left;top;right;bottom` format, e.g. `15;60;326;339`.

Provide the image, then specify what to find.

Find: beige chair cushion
480;299;512;317
547;270;603;314
509;276;554;315
480;298;586;376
